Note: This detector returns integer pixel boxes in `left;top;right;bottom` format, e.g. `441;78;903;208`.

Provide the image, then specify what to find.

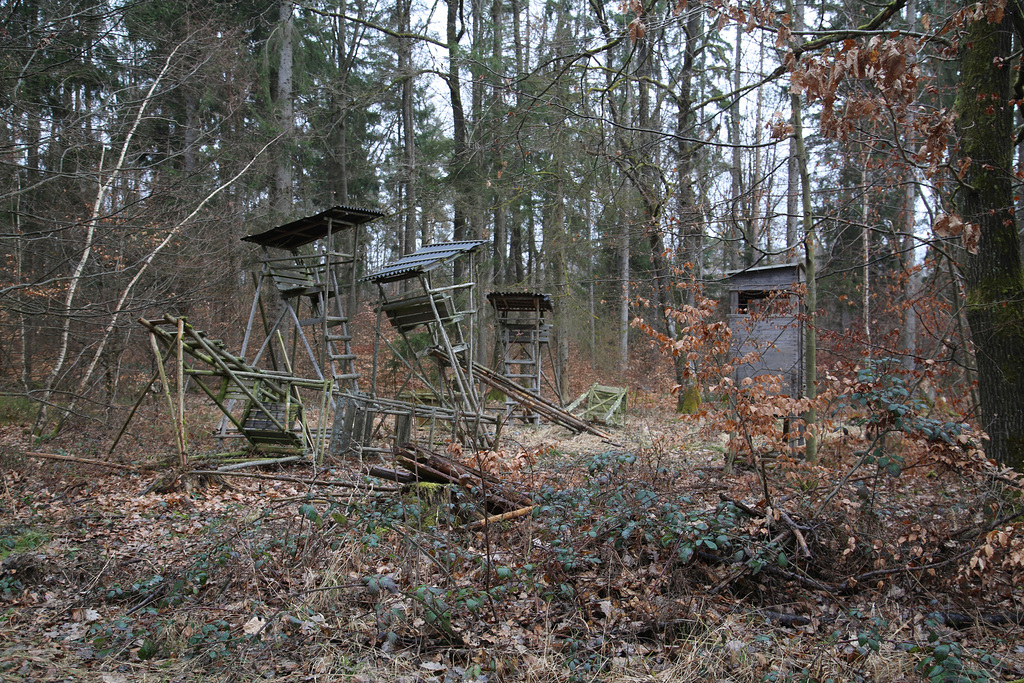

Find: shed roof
487;291;554;312
724;261;804;289
242;205;384;250
362;241;487;283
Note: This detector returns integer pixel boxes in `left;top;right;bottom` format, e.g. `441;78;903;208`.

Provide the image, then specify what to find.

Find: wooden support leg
149;332;185;464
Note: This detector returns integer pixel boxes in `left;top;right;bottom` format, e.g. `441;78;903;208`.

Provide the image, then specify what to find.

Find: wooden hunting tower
357;240;495;449
140;206;384;462
487;292;553;423
725;262;805;398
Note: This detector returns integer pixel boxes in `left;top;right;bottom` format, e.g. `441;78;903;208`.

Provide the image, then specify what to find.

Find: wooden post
149;332;185;464
176;318;187;465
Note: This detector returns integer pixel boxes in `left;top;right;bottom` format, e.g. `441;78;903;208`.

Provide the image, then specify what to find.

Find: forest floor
1;398;1023;683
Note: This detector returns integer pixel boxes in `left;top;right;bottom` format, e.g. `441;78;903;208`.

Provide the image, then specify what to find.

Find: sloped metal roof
362;241;488;283
242;205;385;250
487;291;553;312
723;261;804;279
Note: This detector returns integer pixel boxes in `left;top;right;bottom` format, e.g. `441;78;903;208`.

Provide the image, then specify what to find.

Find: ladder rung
332;373;361;380
297;314;344;327
330;354;357;361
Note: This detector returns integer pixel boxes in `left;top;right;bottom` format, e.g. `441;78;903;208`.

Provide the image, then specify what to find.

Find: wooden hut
725;262;805;397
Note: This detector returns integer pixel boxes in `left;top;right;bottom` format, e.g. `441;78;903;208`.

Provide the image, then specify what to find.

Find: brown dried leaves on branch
791;36;923;140
933;214;981;254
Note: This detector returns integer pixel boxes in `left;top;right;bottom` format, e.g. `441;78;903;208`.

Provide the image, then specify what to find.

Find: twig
756;610;812;627
946;506;1024;542
25;451;141;473
778;509;811;558
720;494;766;517
188;470;399;492
720;495;810;557
107;370;160;456
216;457;303;472
813;433;884;517
763;563;836;593
836;547;976;592
935;611;1024;629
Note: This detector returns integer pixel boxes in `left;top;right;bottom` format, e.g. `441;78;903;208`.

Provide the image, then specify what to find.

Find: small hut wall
725;264;805;398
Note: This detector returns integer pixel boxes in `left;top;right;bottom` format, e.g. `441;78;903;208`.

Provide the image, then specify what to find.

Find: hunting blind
725;262;805;398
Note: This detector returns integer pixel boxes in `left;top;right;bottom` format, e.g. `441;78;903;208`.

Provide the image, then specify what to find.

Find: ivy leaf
299;503;322;526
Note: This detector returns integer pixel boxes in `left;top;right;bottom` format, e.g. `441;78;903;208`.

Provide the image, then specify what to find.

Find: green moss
402;482;452;528
0;395;36;425
677;383;701;414
0;529;49;559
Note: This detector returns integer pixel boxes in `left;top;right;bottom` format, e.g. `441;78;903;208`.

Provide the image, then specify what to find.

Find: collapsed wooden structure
566;383;628;427
140;314;331;460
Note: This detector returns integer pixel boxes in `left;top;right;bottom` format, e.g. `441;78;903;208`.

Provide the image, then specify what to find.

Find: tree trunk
861;159;871;356
273;0;294;217
785;3;804;253
618;218;630;373
447;0;470;281
786;0;817;462
507;0;526;283
955;12;1024;471
551;176;569;404
675;5;704;412
399;0;416;258
490;0;506;285
730;22;746;269
792;95;818;463
899;0;918;370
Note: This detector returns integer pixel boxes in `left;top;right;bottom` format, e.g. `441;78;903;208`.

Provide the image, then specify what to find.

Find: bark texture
955;14;1024;471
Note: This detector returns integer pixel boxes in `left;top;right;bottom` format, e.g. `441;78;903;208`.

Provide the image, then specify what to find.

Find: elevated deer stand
230;206;384;459
361;241;496;450
725;262;805;398
487;292;555;423
137;206;384;464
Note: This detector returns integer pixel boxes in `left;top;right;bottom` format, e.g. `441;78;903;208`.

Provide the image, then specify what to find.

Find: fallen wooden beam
25;452;142;473
426;346;615;439
404;443;531;506
217;457;304;471
188;469;400;492
468;362;612;439
389;444;531;515
366;465;417;485
466;505;537;530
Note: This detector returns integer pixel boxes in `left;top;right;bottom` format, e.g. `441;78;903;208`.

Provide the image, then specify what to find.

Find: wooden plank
466;505;536;530
382;293;458;332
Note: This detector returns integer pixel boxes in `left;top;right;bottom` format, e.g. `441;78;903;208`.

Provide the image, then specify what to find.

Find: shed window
736;290;769;314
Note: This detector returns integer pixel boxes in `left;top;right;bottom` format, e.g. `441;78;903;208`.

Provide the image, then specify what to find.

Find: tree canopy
1;0;1022;470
